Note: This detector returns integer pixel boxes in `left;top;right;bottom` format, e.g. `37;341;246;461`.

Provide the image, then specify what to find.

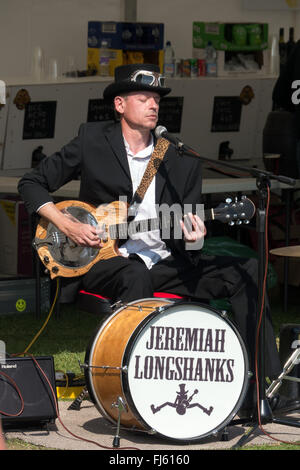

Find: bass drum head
122;302;249;442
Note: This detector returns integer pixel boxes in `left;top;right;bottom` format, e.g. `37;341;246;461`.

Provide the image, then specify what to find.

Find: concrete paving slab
4;399;300;452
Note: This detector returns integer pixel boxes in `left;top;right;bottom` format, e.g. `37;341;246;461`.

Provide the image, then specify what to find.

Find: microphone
154;126;184;150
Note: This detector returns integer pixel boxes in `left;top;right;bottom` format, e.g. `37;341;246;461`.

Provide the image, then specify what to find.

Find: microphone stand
172;139;300;447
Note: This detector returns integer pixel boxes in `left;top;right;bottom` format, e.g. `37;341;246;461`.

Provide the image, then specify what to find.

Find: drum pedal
111;396;127;448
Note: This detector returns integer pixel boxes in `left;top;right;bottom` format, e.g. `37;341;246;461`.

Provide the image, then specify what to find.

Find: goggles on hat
130;70;166;88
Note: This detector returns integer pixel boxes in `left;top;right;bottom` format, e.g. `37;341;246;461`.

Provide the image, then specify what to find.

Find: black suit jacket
18;120;203;266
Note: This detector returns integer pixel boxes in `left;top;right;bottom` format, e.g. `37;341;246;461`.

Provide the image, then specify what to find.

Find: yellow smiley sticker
16;299;26;312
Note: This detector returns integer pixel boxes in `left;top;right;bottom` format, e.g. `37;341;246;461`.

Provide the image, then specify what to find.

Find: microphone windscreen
154;125;167;139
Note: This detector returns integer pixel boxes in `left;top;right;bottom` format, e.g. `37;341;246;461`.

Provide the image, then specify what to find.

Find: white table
1;175;297;198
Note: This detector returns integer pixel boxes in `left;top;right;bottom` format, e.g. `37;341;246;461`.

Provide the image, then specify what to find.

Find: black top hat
103;63;171;101
177;384;188;394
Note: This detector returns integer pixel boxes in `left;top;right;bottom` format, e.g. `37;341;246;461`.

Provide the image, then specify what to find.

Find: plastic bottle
163;40;175;77
99;39;110;76
205;41;217;77
270;34;279;75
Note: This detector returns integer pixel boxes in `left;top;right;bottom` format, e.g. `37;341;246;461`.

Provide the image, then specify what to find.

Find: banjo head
46;205;99;268
35;201;101;278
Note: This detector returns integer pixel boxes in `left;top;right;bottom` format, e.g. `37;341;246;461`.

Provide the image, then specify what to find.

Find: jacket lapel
104;121;131;181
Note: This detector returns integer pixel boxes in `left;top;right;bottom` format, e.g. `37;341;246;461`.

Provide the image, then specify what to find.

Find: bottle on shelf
287;27;296;57
270;33;279;75
279;27;287;74
99;39;110;77
163;40;175;77
205;41;217;77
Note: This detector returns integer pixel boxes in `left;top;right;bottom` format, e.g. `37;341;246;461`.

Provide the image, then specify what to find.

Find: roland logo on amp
1;363;17;369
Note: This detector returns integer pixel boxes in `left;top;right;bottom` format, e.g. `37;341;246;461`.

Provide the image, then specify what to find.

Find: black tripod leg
273;417;300;428
233;415;300;449
231;423;259;449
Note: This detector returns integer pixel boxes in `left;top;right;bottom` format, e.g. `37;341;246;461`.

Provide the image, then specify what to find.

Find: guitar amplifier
279;324;300;400
0;356;57;429
0;277;50;315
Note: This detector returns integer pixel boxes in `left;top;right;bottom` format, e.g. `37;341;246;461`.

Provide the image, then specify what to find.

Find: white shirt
118;135;171;269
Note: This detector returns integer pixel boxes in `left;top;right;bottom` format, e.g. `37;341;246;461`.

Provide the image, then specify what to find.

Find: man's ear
114;95;125;115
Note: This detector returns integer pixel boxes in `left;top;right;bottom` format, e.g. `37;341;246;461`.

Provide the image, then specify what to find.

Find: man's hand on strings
180;213;206;244
63;218;103;248
37;202;104;248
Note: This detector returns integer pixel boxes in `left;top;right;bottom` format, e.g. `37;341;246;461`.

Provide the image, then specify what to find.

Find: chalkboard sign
23;101;57;139
211;96;242;132
158;97;184;133
87;99;115;122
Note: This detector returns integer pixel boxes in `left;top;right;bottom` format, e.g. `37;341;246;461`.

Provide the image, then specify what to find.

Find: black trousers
82;253;281;378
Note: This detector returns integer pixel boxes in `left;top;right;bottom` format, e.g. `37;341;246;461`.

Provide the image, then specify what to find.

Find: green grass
5;436;300;451
243;442;300;450
6;438;56;450
0;304;100;375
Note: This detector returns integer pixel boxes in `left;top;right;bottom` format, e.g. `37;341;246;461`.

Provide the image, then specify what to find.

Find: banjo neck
108;197;254;240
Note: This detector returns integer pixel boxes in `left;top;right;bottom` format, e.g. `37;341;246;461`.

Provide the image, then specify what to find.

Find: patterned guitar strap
128;137;170;219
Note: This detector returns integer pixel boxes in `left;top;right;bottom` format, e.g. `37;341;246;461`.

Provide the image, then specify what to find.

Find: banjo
33;197;255;279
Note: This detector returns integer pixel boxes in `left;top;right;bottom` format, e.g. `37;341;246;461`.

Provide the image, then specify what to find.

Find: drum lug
155;306;165;313
147;428;157;435
220;310;228;318
78;361;88;370
111;300;125;311
111;396;127;411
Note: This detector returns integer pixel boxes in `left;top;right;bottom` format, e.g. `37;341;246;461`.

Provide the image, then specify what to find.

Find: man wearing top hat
18;63;284;415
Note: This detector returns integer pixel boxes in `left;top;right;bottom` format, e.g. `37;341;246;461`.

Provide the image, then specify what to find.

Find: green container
203;235;277;314
193;22;268;51
202;236;277;290
232;24;247;47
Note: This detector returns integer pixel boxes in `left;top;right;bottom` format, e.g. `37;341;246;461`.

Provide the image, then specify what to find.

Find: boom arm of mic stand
180;145;297;187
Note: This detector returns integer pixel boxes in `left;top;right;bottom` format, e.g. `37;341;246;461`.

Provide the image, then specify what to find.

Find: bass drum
84;299;249;442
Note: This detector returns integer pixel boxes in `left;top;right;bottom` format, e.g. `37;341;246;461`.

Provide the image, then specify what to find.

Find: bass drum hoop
121;301;250;443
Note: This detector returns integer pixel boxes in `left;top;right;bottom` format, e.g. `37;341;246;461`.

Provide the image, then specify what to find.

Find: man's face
115;91;160;131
